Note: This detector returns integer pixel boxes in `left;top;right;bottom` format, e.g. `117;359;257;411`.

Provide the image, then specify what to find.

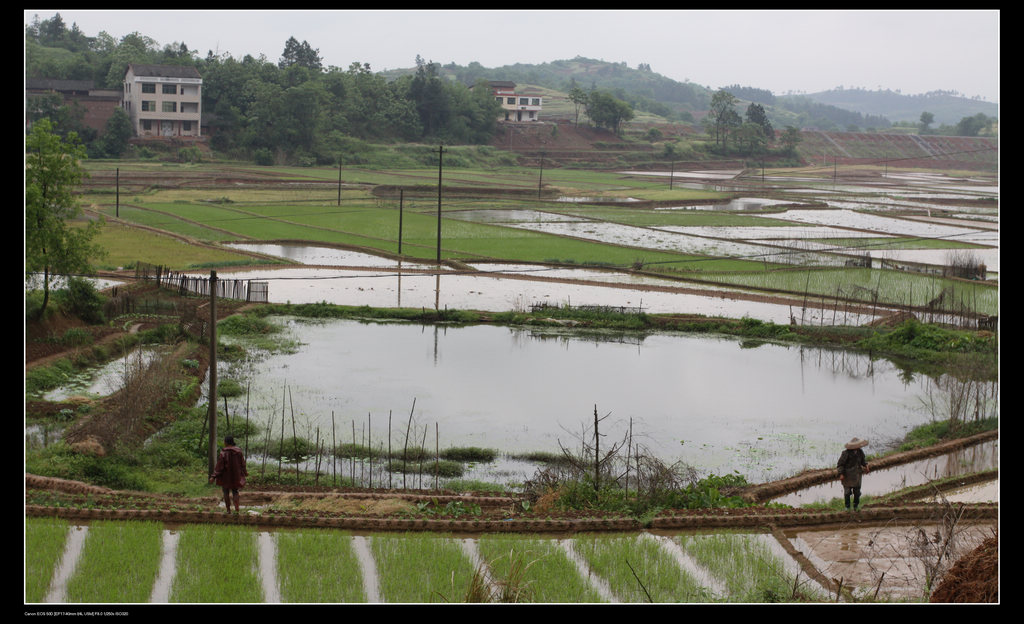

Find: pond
38;347;164;402
215;317;983;485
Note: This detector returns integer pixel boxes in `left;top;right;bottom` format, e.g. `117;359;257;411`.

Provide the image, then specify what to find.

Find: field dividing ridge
43;525;87;603
149;530;178;603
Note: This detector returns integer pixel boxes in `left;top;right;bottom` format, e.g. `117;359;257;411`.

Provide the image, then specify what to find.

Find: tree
585;90;634;135
91;108;133;158
25;119;105;316
568;82;587;127
709;90;739;147
745;103;774;142
408;58;451;138
102;32;159;88
279;36;322;71
780;125;802;155
955;113;991;137
919;111;935;134
737;122;768;155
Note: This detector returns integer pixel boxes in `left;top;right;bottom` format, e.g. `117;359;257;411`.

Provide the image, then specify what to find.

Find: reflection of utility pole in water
396;260;402;308
433;324;440;366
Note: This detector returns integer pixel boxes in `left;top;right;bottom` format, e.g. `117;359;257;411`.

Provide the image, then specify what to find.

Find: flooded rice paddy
215;316;986;486
32;518;996;603
220;241;895;326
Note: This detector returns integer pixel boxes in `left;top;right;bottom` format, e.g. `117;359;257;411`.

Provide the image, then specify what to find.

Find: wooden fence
135;263;268;303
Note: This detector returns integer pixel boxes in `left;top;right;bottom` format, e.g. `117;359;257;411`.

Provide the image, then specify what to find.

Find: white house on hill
122;64;202;138
490;81;542;122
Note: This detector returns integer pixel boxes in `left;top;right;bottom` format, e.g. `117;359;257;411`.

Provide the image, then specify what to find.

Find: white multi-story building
122;64;202;138
490;81;542;122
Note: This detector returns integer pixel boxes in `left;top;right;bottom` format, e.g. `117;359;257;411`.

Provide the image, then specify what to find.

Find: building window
142;83;156;93
162;84;177;94
519;98;529;105
506;97;515;105
141;100;155;111
142;120;152;130
162;101;177;113
183;121;192;132
531;98;541;106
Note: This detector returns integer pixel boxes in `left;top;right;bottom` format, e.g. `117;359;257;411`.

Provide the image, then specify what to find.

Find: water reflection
202;266;874;325
39;347;162;402
772;440;998;505
214;318;988;483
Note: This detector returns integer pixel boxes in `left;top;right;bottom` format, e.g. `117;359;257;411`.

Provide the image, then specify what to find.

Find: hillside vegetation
25;14;997;169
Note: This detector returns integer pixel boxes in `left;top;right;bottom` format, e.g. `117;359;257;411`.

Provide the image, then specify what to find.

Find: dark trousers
843;485;861;509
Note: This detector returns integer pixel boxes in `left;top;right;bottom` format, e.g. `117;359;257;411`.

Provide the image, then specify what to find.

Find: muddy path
738;430;999;503
25;467;997;534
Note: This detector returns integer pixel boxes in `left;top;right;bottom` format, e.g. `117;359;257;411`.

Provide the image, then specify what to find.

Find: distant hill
389;58;996;132
798;88;998;126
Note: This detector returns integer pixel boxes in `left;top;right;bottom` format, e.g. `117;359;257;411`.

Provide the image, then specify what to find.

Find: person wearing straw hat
837;437;870;511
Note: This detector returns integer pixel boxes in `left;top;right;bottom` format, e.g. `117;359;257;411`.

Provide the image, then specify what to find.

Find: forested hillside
25;12;998;167
802;87;998;126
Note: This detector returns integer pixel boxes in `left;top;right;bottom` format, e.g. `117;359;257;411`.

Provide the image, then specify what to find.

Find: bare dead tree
555;405;627;490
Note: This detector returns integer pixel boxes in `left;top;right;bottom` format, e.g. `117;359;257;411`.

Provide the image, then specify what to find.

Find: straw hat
845;437;868;450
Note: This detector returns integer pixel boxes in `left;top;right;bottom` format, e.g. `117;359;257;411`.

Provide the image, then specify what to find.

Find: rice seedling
25;518;70;603
169;524;263;603
275;529;366;603
64;520;163;603
369;532;476;603
571;533;711;603
700;267;998;316
477;535;605;603
676;531;817;602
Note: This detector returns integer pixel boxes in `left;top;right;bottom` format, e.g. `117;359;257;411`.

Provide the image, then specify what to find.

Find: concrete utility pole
538;151;545;198
398;189;404;255
207;270;218;477
436;145;445;265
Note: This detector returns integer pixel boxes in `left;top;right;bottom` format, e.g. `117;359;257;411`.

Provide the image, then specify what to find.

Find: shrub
268;436;315;461
440;447;498;462
217;314;280;336
217;379;244;398
60;327;93;347
253;148;274;166
56;278;106;324
178;146;202;163
79;457;151;491
25;358;76;396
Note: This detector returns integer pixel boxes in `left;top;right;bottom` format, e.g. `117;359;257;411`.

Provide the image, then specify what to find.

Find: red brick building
25;78;121;133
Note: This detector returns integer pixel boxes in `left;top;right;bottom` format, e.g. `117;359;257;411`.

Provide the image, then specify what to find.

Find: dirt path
24;471;996;533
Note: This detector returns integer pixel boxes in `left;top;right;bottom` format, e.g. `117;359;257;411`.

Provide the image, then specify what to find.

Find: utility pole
337;157;342;206
398;189;404;256
538;151;545;198
669;161;674;190
115;168;119;218
436;145;445;265
207;270;218;477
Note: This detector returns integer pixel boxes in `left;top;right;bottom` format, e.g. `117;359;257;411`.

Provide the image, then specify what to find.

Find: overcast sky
26;9;1000;103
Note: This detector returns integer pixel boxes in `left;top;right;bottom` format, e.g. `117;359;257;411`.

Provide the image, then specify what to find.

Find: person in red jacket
210;436;248;514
